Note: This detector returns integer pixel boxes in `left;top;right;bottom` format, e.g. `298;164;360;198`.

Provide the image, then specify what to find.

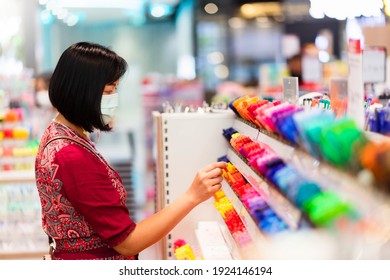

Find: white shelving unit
153;111;236;259
0;171;47;259
153;111;390;260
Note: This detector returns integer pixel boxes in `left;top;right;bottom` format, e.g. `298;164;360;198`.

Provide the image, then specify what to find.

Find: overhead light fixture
54;0;145;9
240;2;282;19
384;0;390;16
148;3;174;18
204;3;219;15
40;0;81;26
309;0;383;20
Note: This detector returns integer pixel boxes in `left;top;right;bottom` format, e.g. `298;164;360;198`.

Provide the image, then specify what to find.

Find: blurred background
1;0;390;258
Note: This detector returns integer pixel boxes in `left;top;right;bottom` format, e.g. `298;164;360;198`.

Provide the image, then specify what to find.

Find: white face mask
36;90;51;108
101;93;119;125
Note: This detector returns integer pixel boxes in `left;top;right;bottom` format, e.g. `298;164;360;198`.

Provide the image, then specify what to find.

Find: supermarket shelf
220;181;266;259
0;251;46;260
226;148;303;230
365;131;390;143
232;118;390;237
0;170;35;182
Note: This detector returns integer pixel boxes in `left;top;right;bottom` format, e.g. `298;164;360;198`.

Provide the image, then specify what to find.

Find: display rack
232;118;390;234
153;111;390;259
153;111;236;259
0;172;47;260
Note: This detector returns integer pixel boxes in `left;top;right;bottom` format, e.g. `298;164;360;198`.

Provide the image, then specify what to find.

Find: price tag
363;47;386;84
347;39;365;129
283;77;299;105
302;54;322;83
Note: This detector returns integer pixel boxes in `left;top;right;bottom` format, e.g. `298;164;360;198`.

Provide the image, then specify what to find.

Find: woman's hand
185;161;227;206
113;161;228;256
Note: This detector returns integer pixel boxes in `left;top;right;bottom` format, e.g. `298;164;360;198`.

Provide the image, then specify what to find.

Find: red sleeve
54;144;136;247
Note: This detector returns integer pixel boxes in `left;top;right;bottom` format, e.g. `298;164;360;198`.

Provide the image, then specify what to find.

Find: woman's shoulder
39;121;100;163
40;121;76;143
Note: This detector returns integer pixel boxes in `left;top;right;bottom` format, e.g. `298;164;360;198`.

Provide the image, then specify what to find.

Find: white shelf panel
220;182;265;259
0;170;35;182
232;119;259;140
227;148;302;230
195;221;234;260
154;112;236;259
221;182;265;242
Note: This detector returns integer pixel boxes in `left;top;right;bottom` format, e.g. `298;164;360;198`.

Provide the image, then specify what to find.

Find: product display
0;73;51;259
153;99;390;259
2;0;390;265
173;239;196;260
229;95;390;189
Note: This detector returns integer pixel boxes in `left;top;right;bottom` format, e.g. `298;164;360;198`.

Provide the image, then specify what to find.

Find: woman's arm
113;161;227;256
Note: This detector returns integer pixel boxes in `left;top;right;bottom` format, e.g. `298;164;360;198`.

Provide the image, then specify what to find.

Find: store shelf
220;182;266;259
153;111;236;259
0;251;46;260
226;148;303;230
231;117;390;240
0;170;35;183
153;111;390;259
194;221;235;260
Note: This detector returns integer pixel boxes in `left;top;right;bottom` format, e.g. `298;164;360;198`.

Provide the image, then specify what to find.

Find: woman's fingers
202;161;227;173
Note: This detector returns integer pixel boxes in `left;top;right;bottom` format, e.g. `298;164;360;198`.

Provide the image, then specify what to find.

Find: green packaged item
302;191;352;227
300;110;335;158
319;118;368;169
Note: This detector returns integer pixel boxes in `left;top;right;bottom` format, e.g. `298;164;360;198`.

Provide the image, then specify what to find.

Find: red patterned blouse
35;121;137;260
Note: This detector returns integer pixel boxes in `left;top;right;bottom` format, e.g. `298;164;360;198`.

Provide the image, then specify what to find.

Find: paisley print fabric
35;121;136;260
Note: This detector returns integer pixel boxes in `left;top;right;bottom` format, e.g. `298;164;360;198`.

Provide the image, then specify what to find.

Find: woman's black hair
49;41;128;132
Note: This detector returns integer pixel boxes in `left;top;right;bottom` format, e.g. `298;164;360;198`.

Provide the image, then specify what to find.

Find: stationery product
320;117;368;168
292;109;330;153
298;110;335;158
360;141;390;189
302;191;352;227
273;107;302;145
174;239;196;260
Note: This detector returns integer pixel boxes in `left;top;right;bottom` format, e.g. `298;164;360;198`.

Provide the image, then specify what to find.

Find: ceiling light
148;3;174;18
214;65;229;79
55;0;145;9
309;0;383;20
207;52;224;65
240;2;282;19
64;14;79;26
228;17;246;29
204;3;218;15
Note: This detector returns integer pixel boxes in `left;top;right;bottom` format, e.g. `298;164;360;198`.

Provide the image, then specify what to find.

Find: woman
35;42;226;260
32;71;56;138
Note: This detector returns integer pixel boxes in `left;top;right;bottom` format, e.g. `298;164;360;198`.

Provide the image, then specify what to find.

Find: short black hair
49;41;128;132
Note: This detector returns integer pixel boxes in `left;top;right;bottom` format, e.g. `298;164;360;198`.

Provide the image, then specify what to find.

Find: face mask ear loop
96;129;101;144
90;129;101;144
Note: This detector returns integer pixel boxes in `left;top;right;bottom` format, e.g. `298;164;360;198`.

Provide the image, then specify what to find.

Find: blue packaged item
293;109;335;158
222;127;238;141
217;155;230;163
376;108;384;133
275;109;302;145
260;215;287;233
283;175;309;204
228;96;242;117
264;158;286;184
271;165;298;194
382;106;390;134
294;181;322;208
368;112;379;133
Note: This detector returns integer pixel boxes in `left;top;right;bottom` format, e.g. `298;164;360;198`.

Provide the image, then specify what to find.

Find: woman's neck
54;113;89;140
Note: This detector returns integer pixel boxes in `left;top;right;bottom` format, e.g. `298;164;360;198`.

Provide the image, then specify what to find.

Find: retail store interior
2;0;390;260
